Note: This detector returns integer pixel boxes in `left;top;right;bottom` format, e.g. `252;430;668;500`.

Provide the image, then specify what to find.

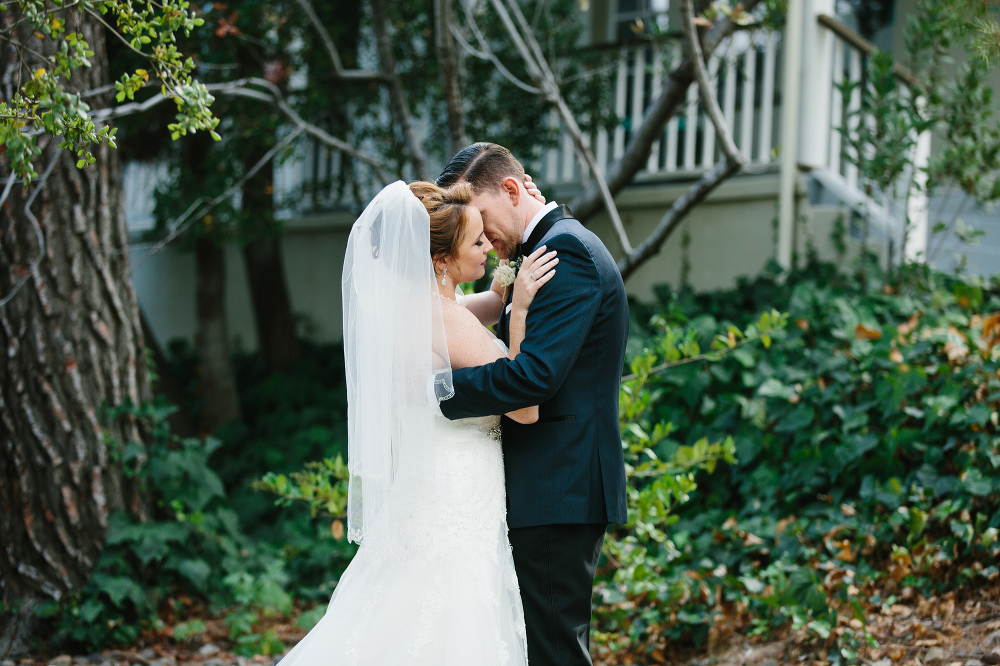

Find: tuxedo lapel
497;204;571;344
523;204;572;256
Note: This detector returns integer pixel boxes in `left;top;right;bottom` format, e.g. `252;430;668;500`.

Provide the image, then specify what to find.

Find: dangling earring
441;266;448;286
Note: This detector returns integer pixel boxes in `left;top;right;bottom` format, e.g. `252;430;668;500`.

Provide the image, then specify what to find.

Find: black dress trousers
507;523;607;666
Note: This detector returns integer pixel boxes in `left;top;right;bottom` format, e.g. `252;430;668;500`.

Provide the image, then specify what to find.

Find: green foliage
591;262;1000;658
255;456;350;520
37;400;287;651
222;564;292;656
1;0;218;182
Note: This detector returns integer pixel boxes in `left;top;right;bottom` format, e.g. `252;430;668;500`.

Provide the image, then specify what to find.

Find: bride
274;180;558;665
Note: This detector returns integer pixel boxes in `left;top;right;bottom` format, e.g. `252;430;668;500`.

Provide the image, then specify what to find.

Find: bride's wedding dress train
275;413;528;666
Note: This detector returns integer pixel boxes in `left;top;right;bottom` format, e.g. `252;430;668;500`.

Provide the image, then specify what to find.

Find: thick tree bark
0;17;151;657
194;236;241;431
241;143;300;373
435;0;467;155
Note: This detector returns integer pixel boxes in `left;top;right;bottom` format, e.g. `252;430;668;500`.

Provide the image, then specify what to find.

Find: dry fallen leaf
890;604;913;617
898;313;921;338
855;323;883;340
982;312;1000;352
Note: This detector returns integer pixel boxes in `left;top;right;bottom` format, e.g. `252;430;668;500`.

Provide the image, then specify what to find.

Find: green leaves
3;0;219;183
595;262;1000;654
255;455;350;520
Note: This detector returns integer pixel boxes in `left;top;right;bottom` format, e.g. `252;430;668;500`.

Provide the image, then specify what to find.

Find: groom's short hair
436;142;525;194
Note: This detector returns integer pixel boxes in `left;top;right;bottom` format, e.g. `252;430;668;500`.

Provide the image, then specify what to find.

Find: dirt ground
10;582;1000;666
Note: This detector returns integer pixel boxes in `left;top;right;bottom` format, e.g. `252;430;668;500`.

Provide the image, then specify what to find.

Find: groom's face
470;179;523;260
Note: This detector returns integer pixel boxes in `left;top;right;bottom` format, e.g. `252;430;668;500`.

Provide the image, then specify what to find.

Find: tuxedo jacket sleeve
440;231;601;417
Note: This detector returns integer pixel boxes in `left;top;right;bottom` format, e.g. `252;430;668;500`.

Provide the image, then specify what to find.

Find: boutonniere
494;256;523;288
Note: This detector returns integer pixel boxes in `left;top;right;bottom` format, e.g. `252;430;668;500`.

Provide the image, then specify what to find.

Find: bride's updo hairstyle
409;181;476;263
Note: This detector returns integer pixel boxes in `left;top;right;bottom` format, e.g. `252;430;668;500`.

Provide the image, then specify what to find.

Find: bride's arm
507;246;557;364
442;303;538;424
459;276;505;327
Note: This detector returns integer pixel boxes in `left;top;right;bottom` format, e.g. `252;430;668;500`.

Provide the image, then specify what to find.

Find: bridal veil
341;180;453;548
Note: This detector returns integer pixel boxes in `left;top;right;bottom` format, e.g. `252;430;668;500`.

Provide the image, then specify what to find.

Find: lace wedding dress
275;182;528;666
276;410;528;666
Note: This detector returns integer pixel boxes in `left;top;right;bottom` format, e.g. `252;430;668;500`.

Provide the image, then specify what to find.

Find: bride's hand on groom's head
523;174;546;204
512;245;558;314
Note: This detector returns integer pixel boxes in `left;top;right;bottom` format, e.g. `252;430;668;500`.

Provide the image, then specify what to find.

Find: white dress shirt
523;201;559;244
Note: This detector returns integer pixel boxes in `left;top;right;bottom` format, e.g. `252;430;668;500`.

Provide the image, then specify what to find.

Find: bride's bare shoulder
439;299;504;368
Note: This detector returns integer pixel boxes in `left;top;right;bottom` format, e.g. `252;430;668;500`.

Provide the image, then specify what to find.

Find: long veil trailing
341;180;453;547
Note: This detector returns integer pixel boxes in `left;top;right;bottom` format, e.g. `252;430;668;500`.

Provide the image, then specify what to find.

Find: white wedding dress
275;182;528;666
277;410;528;666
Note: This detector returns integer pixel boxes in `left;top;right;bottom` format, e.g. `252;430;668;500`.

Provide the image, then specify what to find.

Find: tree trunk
435;0;467;155
177;132;242;433
241;143;300;373
0;17;151;656
371;0;430;179
140;308;196;438
195;236;242;431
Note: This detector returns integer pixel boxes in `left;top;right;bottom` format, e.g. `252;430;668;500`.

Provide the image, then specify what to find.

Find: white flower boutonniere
494;256;523;287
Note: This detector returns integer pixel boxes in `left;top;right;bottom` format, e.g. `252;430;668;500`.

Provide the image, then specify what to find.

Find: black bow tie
512;243;524;261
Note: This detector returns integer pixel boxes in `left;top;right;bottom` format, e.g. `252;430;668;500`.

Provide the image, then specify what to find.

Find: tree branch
612;0;746;280
453;14;542;95
569;0;761;223
130;127;306;270
89;78;389;182
490;0;632;254
370;0;430;179
291;0;385;83
617;157;742;279
681;0;743;164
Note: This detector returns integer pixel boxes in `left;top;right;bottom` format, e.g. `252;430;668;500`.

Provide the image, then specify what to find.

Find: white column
828;37;844;175
647;43;664;173
612;53;629;160
665;42;682;172
739;37;757;158
758;31;778;164
777;0;805;271
797;0;836;170
905;123;932;262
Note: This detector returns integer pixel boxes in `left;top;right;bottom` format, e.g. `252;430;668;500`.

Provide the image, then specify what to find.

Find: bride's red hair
409;181;475;262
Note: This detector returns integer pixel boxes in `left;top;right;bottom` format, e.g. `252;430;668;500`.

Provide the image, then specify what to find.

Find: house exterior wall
134;215;355;349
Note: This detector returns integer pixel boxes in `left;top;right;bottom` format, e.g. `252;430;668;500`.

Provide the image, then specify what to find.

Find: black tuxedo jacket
440;205;629;528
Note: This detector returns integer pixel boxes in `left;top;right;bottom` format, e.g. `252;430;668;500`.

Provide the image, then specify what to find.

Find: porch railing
540;29;784;186
800;2;931;261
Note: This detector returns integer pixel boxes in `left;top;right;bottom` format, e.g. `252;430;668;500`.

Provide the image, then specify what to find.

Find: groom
436;143;629;666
